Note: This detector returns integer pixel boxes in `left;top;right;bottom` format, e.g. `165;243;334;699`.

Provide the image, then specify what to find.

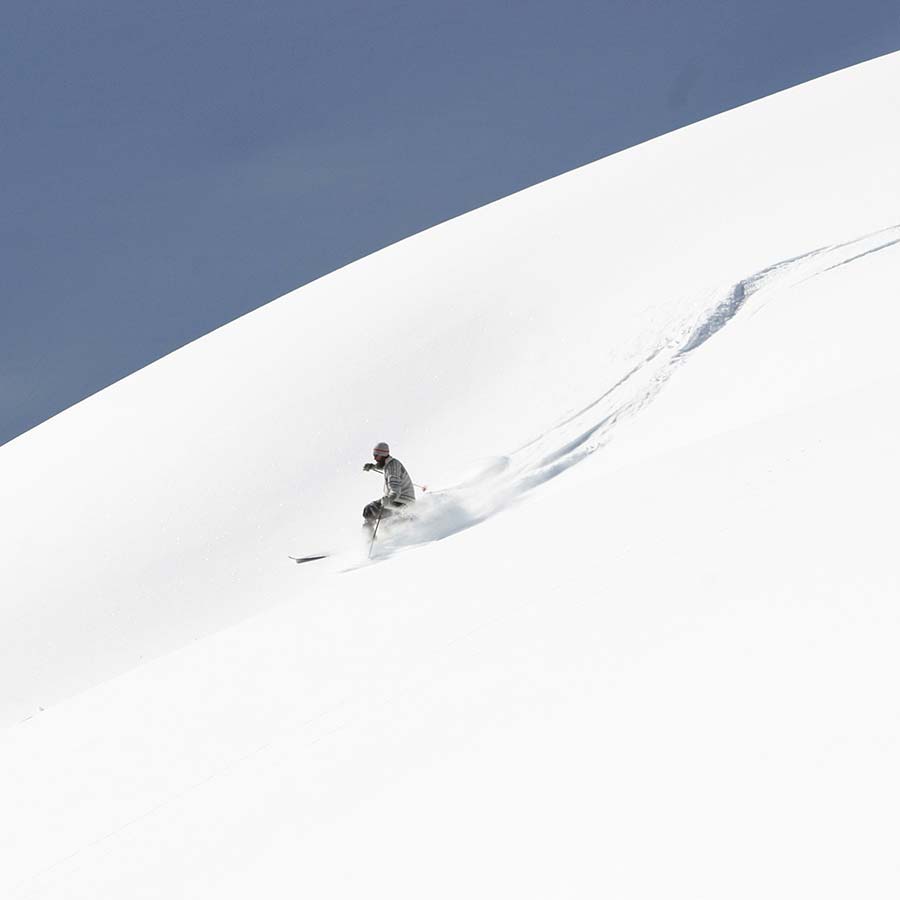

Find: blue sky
3;0;898;445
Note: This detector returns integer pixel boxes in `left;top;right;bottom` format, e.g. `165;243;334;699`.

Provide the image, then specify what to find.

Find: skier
362;441;415;528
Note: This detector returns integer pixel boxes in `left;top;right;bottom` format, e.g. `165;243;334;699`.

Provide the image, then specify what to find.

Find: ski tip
288;554;329;565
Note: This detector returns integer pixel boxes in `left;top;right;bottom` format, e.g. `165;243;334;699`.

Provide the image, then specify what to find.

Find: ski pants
362;498;408;524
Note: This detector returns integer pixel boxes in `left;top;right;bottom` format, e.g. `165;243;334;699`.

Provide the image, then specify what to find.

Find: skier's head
373;441;390;464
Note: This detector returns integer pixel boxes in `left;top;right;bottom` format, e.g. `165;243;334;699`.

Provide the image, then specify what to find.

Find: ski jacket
378;456;415;504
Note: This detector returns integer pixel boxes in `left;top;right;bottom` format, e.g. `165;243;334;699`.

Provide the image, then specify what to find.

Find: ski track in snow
352;224;900;565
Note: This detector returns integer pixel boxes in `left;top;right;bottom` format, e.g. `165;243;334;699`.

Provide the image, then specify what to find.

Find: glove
386;490;400;504
363;462;375;472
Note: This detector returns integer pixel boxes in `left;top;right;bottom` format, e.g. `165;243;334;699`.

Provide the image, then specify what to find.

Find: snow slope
2;51;900;898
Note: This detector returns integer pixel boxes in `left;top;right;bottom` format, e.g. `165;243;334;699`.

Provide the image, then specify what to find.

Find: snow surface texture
2;52;900;898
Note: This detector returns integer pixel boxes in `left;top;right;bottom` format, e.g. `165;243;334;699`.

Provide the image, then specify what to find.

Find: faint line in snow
359;223;900;562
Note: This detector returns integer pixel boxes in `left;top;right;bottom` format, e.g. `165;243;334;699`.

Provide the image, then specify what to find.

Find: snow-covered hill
2;51;899;898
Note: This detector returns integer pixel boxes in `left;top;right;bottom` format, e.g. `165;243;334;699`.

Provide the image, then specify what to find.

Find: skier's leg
363;500;383;523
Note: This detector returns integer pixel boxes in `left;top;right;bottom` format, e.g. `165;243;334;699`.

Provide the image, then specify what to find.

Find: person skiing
362;441;415;527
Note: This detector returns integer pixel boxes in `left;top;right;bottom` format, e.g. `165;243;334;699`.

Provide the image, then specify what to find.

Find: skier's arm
384;459;404;502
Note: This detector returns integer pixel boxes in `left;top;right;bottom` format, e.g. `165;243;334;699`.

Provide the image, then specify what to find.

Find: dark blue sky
3;0;898;445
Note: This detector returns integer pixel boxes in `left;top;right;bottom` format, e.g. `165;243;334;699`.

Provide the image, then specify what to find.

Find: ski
288;554;329;565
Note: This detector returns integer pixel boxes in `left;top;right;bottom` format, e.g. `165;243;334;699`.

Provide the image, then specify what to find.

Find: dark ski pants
362;498;408;524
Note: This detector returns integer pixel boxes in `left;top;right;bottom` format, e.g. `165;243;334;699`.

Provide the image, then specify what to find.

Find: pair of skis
289;521;381;566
